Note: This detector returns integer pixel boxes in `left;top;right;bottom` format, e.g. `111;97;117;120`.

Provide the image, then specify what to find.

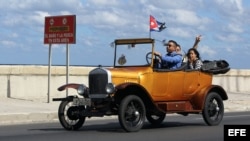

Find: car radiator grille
89;68;108;95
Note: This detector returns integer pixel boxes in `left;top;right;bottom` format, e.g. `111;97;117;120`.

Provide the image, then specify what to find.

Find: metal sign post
66;44;69;96
47;44;52;103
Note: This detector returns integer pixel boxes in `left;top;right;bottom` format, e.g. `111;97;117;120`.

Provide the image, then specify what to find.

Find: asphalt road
0;111;250;141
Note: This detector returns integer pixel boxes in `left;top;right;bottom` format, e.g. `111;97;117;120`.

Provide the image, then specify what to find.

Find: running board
156;101;201;113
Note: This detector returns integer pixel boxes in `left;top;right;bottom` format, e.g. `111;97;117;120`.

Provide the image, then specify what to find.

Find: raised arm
192;35;202;49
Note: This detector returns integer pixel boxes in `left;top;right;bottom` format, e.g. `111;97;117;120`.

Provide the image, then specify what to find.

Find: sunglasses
166;44;174;47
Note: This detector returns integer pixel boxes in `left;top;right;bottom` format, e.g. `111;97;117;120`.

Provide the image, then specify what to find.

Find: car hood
106;66;152;79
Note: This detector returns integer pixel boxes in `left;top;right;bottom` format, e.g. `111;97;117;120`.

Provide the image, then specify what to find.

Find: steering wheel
146;52;162;67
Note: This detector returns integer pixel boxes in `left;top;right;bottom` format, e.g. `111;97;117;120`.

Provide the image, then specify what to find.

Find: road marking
224;114;250;118
195;114;250;120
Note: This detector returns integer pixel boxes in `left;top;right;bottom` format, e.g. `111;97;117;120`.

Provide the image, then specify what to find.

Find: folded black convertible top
201;60;230;74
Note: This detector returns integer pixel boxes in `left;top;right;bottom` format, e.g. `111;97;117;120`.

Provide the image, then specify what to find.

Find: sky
0;0;249;69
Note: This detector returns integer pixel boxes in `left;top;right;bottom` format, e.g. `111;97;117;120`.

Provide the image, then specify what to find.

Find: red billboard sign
44;15;76;44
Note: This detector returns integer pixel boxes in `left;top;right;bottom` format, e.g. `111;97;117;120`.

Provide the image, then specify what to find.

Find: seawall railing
0;65;249;102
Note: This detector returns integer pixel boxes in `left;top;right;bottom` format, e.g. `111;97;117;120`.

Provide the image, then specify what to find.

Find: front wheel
202;92;224;126
58;100;86;130
146;112;166;126
118;95;146;132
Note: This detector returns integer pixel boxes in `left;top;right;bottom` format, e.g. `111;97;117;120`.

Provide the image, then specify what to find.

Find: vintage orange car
53;38;230;132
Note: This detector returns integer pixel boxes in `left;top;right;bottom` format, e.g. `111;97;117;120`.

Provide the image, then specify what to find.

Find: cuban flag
149;15;166;32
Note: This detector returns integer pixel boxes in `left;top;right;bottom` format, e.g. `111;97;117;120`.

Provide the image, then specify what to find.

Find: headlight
77;84;86;96
105;83;115;94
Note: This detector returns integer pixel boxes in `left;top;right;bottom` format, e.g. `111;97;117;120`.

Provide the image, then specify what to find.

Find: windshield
114;43;152;66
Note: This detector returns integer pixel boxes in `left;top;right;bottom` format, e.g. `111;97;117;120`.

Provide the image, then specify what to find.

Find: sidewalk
0;98;59;125
0;92;250;125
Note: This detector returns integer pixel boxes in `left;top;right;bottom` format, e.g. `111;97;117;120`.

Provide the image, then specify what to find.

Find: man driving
154;40;182;69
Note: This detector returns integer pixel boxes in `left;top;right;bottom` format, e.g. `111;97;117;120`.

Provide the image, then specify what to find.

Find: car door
151;70;185;101
183;70;200;96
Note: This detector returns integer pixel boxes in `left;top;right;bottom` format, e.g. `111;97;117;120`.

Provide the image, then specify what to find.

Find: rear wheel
202;92;224;126
58;100;86;130
118;95;146;132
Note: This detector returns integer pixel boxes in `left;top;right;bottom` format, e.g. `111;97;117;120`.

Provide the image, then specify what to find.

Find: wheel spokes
208;98;221;120
124;101;143;126
63;102;80;125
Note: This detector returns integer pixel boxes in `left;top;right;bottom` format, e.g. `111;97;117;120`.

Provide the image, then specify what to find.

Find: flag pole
149;15;151;38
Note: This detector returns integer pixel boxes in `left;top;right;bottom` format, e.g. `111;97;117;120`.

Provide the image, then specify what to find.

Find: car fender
114;82;155;107
191;85;228;110
57;83;82;91
115;82;149;96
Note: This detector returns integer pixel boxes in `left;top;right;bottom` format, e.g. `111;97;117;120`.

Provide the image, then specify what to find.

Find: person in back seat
154;40;182;69
177;35;202;62
187;48;203;69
